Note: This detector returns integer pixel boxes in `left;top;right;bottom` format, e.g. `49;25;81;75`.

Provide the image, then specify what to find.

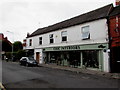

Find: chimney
116;0;120;6
27;32;30;37
0;33;4;39
5;37;8;40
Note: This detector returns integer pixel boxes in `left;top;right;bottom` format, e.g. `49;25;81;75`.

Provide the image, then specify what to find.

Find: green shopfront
43;43;109;71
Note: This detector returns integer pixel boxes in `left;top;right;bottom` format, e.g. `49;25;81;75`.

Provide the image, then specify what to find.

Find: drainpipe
106;16;112;72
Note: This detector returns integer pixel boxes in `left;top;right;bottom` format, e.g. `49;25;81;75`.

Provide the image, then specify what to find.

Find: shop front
43;43;109;71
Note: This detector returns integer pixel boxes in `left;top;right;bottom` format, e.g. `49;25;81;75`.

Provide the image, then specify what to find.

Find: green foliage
13;41;23;52
4;41;26;61
16;50;26;60
5;52;12;59
5;50;26;61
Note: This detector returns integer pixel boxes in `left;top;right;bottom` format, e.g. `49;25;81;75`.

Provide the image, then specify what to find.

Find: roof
28;4;113;38
109;5;120;17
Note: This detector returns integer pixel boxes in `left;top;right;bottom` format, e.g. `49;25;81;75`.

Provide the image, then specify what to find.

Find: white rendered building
24;4;113;72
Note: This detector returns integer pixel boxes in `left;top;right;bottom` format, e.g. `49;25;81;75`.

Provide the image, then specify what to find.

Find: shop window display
83;50;99;68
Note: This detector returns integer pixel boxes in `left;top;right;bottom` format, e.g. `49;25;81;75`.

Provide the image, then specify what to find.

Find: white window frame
39;37;42;45
61;31;67;42
49;34;54;44
29;39;32;46
81;26;90;40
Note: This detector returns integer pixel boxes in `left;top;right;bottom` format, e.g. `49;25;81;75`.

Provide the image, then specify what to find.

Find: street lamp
6;31;14;61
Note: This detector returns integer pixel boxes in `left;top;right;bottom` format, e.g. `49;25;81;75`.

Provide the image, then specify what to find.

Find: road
2;61;119;88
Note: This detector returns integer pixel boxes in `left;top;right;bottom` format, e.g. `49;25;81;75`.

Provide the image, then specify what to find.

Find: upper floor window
81;26;90;40
39;37;42;45
49;34;54;44
29;39;32;46
61;31;67;42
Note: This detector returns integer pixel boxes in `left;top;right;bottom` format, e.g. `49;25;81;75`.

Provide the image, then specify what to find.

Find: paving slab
39;64;120;79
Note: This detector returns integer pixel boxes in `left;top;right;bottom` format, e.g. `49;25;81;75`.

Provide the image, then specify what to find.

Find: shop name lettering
53;46;80;50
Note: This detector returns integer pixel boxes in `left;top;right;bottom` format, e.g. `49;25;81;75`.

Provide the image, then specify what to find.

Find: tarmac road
2;61;119;88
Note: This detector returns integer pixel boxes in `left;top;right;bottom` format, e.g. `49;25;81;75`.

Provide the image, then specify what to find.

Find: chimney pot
116;0;120;6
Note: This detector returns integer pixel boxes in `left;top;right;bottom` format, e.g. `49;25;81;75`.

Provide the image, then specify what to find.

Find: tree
16;50;26;60
13;41;23;52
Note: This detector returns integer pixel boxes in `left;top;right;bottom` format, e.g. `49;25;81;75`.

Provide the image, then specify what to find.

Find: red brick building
0;33;12;59
109;3;120;72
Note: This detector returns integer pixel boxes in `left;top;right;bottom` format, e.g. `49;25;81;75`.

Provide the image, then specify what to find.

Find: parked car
19;57;38;67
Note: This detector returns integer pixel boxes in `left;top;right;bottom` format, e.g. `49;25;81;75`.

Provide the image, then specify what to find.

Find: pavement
39;63;120;79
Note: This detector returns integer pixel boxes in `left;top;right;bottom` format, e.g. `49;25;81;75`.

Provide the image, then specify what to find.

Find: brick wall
109;15;120;47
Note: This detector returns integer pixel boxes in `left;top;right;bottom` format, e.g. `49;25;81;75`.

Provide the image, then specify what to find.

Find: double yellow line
0;83;5;90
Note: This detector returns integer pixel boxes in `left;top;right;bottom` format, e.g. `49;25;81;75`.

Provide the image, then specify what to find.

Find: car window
28;57;35;61
22;58;27;61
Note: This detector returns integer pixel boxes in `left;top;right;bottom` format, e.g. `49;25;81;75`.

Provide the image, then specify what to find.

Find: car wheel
26;63;29;67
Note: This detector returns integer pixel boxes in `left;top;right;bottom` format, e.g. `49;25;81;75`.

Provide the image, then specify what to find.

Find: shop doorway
36;52;40;63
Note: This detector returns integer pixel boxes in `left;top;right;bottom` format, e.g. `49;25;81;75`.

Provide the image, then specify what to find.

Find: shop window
81;26;90;40
39;37;42;45
29;39;32;46
69;51;81;67
83;50;99;68
61;31;67;42
49;34;54;44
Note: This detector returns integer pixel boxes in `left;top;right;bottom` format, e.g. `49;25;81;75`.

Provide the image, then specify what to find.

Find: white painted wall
25;19;110;72
103;51;110;72
26;19;108;49
34;49;43;64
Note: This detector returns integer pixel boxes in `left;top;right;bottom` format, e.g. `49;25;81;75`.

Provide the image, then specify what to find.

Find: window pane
61;31;67;36
82;26;89;33
81;26;90;39
49;34;54;43
39;37;42;40
39;37;42;45
49;34;53;38
61;31;67;42
62;36;67;41
82;32;90;39
83;50;99;68
50;39;54;43
39;41;42;45
29;39;32;46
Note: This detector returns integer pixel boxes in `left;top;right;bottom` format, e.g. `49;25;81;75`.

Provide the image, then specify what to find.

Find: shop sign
44;43;108;52
53;45;80;51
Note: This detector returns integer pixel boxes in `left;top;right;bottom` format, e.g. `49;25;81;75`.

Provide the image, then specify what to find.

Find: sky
0;0;115;43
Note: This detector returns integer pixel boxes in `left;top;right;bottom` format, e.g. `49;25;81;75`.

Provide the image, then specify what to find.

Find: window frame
39;37;42;45
29;39;32;46
49;34;54;44
81;26;90;40
61;31;67;42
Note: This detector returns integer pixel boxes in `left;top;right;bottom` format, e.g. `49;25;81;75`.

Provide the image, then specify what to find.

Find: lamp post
6;31;14;61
